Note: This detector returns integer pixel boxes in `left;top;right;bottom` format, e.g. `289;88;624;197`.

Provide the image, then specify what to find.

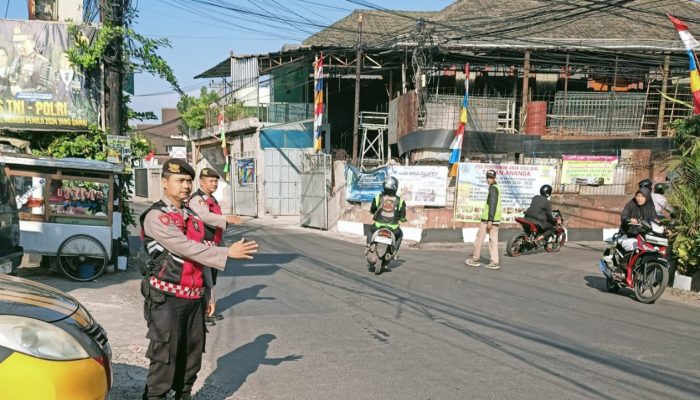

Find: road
32;219;700;399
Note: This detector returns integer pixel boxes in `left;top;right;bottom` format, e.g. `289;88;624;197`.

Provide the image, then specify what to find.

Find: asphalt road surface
30;209;698;400
190;223;700;400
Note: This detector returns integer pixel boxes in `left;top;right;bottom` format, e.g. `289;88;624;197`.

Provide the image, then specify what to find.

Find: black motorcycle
506;210;567;257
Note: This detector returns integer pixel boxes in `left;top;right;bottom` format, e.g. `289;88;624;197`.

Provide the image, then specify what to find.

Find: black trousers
143;291;206;399
367;225;404;252
211;268;218;286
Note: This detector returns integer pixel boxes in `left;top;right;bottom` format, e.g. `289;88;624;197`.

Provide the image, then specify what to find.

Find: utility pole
519;49;531;133
100;0;125;136
352;13;363;165
657;54;670;137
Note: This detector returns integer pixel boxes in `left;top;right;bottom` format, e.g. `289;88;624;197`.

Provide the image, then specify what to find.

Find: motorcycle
506;210;567;257
366;227;397;275
599;220;670;304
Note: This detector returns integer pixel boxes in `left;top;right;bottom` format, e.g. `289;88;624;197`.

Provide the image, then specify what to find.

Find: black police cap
162;159;195;178
199;167;221;179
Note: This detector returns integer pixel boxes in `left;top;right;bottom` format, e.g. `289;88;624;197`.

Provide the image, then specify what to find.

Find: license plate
374;236;393;245
0;261;12;274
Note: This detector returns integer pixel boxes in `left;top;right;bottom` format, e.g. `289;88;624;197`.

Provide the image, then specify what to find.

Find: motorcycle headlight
0;316;89;361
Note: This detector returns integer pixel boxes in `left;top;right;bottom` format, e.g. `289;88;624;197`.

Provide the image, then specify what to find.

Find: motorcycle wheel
546;230;567;253
605;277;620;293
375;259;386;275
506;232;526;257
633;261;669;304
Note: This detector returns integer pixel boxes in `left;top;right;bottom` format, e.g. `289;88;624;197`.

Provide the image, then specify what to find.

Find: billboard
561;155;619;185
455;163;555;223
387;165;448;207
345;164;388;203
0;20;98;131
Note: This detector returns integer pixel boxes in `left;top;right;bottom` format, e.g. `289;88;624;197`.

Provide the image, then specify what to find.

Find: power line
4;0;10;19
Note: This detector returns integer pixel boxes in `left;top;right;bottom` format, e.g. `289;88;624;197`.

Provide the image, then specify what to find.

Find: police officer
189;167;242;324
140;159;258;400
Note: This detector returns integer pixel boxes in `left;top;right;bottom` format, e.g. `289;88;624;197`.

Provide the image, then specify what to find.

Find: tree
177;88;255;131
667;116;700;276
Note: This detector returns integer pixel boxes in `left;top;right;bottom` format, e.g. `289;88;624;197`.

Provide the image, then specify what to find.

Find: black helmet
540;184;553;197
653;183;666;195
383;176;398;195
638;179;653;190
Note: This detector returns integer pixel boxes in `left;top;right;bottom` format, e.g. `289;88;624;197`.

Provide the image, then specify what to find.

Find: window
12;175;44;215
48;178;109;218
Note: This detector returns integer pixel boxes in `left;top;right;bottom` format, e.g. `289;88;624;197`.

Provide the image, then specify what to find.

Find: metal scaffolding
359;112;389;171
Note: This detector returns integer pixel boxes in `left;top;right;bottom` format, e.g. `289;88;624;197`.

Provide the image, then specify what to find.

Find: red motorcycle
506;210;566;256
599;221;669;304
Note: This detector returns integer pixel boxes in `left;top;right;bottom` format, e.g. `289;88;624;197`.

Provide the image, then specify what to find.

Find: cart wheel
57;235;108;282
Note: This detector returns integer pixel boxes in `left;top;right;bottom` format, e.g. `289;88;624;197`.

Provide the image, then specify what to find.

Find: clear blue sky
2;0;454;122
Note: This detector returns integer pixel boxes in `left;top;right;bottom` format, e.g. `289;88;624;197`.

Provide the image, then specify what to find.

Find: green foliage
177;87;256;131
667;115;700;276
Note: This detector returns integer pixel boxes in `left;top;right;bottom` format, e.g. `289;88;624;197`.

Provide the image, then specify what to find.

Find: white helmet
383;176;398;195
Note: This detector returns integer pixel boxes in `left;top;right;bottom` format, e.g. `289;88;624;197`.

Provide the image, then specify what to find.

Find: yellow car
0;274;112;400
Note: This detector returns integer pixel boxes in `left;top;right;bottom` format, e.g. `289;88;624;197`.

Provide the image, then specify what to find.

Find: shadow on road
111;363;148;399
196;334;302;399
216;284;275;314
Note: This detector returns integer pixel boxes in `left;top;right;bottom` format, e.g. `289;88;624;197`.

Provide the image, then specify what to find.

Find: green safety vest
373;194;404;229
480;183;502;223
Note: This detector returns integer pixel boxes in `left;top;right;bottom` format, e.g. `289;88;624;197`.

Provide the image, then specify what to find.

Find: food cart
1;153;124;281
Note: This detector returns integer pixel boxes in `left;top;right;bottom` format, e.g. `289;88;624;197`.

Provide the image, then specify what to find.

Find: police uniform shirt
189;192;227;230
143;196;228;271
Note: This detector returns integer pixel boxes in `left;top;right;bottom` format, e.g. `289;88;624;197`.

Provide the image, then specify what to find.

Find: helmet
383;176;398;196
638;179;653;190
653;183;666;194
540;184;553;197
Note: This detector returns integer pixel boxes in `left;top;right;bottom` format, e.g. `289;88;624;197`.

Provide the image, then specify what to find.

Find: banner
387;165;448;206
561;155;618;186
106;135;131;164
237;158;255;186
455;163;555;223
345;164;388;203
0;20;98;131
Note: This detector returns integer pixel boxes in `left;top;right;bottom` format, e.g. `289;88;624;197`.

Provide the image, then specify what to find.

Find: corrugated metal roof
304;0;700;51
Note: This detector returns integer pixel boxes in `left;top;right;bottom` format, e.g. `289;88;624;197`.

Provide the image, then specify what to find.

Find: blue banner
345;164;387;203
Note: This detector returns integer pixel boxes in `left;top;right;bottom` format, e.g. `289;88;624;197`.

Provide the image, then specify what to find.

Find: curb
337;220;619;243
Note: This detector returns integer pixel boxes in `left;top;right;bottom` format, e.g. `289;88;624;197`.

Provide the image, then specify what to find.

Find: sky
1;0;454;122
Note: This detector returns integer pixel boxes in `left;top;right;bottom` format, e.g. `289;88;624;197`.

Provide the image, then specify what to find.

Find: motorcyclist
368;176;407;257
652;182;671;219
619;187;658;253
524;184;560;246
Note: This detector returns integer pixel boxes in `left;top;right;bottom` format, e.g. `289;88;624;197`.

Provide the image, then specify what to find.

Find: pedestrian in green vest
465;169;501;269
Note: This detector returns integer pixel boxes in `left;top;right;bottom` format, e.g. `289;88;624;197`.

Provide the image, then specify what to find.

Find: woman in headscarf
618;187;657;252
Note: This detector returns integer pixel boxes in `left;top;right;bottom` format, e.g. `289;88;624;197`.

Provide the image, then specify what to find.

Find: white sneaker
465;259;481;267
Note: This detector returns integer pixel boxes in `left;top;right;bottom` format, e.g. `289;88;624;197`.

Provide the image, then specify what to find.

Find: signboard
455;163;555;223
345;164;387;203
236;158;255;186
387;165;448;207
106;135;131;164
561;155;618;185
168;146;187;159
0;20;98;131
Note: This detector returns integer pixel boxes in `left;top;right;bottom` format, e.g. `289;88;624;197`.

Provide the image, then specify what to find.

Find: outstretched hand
226;215;243;225
227;238;258;259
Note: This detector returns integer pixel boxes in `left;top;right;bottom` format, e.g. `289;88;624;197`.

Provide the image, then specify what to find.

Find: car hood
0;274;81;323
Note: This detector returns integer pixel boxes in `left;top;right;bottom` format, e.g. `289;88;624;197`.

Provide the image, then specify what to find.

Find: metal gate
233;158;257;217
264;148;303;215
300;154;331;229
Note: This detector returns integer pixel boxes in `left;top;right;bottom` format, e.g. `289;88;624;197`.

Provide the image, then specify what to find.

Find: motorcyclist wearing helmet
368;176;407;255
652;182;671;219
524;184;560;245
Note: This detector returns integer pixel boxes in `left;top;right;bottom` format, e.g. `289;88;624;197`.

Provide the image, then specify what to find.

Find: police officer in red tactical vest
188;167;242;325
140;159;257;400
